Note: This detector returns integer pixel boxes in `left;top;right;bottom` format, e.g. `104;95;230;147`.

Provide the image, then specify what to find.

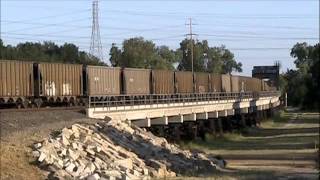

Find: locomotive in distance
0;60;274;108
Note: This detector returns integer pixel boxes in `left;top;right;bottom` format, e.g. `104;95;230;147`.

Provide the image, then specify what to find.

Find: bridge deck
87;92;281;127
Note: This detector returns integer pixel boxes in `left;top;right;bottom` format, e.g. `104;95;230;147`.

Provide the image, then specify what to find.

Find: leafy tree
177;39;206;72
0;39;105;65
177;39;242;74
109;43;122;66
109;37;178;69
61;43;79;63
282;42;319;110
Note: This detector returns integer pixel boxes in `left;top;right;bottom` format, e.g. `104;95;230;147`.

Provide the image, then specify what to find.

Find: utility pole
186;18;197;74
89;0;104;63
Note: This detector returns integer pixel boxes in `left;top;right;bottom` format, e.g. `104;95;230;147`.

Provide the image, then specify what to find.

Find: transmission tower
89;0;104;62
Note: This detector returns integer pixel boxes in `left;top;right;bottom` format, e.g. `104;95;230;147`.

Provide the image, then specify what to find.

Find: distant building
252;65;280;90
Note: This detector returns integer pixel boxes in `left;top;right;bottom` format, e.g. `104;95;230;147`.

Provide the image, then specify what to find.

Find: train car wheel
69;98;75;107
16;103;22;109
34;99;43;108
15;99;26;109
22;100;29;108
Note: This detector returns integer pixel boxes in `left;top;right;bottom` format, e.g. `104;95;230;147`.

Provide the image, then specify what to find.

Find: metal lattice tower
89;0;104;62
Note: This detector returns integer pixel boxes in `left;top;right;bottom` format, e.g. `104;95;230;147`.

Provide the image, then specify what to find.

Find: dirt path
181;111;319;179
226;112;319;179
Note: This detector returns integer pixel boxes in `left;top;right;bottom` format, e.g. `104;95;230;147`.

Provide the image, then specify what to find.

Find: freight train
0;60;273;108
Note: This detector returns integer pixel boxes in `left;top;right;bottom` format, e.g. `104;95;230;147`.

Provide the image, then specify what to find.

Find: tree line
110;37;242;74
0;37;242;74
280;42;319;110
0;39;104;65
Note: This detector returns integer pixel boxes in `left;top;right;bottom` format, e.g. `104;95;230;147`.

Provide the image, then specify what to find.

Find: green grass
165;166;320;180
178;110;320;179
180;111;319;151
181;133;319;151
257;110;291;128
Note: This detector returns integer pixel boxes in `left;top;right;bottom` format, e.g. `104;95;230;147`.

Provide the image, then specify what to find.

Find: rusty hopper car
237;76;247;92
122;68;151;95
211;74;222;92
194;72;210;93
151;69;174;94
262;80;272;91
34;63;83;104
0;60;34;107
241;76;262;92
175;71;194;93
86;66;121;96
231;75;240;92
221;74;231;92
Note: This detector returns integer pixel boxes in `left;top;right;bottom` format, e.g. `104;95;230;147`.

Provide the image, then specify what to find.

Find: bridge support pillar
263;109;267;120
182;122;197;140
256;111;262;126
131;118;151;127
151;116;168;125
190;122;197;139
168;115;183;123
227;109;235;116
197;120;206;140
218;110;228;117
183;113;196;121
270;108;275;117
240;114;246;128
217;118;223;135
208;118;217;136
208;111;218;118
250;113;257;127
171;124;182;141
149;125;166;137
240;107;249;114
222;117;233;132
196;112;208;120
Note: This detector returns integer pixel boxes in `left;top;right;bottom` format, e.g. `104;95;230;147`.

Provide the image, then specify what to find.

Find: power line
3;18;91;33
198;34;318;40
2;20;185;35
149;35;185;41
2;32;186;41
103;9;317;19
2;32;91;39
100;25;184;35
3;9;91;25
3;31;317;44
2;36;297;55
199;22;317;31
1;36;93;46
2;20;91;29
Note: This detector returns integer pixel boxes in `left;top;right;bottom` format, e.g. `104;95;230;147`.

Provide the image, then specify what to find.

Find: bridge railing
88;91;280;109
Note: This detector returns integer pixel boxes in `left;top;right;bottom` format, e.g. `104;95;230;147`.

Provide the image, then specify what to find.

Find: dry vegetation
180;110;320;179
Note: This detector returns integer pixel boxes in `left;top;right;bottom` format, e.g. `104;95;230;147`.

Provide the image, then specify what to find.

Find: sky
1;0;319;75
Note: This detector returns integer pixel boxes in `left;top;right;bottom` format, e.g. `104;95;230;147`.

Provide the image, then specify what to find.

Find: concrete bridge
87;92;281;130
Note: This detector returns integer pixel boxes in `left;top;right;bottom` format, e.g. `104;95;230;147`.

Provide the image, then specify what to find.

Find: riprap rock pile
33;121;223;179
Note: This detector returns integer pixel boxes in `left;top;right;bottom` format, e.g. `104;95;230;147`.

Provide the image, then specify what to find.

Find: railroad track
0;106;85;113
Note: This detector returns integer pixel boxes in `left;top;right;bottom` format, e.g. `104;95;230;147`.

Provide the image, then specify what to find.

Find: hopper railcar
0;60;34;108
34;62;83;107
0;60;273;109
